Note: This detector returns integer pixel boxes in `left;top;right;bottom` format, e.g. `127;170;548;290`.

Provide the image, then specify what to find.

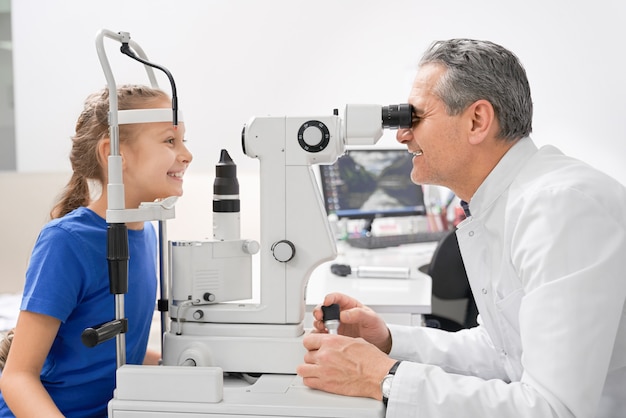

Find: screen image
319;149;426;219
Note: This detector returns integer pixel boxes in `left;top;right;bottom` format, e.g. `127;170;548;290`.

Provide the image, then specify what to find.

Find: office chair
419;229;479;331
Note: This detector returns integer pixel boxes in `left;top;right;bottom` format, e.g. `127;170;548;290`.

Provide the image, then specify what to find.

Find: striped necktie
460;200;471;217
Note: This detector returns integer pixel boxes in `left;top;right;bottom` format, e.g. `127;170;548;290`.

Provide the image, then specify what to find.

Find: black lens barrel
382;104;413;129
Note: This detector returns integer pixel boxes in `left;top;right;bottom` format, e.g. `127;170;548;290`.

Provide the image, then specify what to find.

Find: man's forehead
410;64;444;96
408;67;444;110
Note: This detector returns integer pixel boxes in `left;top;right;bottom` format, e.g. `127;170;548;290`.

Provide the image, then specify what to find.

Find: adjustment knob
271;240;296;262
242;239;260;255
321;303;340;335
297;120;330;153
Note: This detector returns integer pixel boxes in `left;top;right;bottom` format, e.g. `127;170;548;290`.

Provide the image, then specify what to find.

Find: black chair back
420;230;478;329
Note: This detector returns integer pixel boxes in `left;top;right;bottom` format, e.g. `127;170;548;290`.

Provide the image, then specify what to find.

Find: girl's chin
161;190;183;199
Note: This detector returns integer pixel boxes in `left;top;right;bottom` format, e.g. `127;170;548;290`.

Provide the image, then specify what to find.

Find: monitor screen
319;148;426;219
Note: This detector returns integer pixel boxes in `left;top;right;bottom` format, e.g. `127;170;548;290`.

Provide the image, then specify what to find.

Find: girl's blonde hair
0;328;14;371
50;85;170;219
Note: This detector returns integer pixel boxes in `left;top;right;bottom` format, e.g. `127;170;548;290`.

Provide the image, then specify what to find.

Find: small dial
271;240;296;262
297;120;330;153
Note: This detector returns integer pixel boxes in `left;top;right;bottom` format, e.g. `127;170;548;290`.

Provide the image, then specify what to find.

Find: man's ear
465;99;495;145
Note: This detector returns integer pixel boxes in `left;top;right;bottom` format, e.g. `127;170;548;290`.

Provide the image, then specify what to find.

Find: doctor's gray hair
419;39;533;142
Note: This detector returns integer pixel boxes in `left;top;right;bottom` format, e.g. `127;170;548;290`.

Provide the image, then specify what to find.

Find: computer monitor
318;148;426;220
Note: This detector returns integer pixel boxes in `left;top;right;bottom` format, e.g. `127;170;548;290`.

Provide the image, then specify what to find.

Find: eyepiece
382;104;413;129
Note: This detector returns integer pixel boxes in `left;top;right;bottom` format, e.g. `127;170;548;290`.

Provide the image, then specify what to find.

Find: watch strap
388;360;401;376
382;360;402;407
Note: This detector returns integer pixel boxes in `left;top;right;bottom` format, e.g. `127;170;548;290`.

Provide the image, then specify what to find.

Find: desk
305;241;436;327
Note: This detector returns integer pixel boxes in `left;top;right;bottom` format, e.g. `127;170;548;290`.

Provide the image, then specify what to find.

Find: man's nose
396;128;412;144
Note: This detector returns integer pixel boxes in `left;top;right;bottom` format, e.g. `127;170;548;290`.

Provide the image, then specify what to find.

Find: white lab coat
386;137;626;418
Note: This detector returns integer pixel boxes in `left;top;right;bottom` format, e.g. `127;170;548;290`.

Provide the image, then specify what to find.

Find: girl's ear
96;137;111;168
98;139;130;174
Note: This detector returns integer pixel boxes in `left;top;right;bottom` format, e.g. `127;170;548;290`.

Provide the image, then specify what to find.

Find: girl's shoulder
35;207;107;254
42;207;156;250
45;207;106;232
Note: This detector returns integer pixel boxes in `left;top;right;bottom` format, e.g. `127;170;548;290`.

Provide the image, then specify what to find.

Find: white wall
0;7;15;170
12;0;626;185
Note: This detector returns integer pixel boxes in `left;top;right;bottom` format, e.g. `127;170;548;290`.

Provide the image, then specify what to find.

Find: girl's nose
180;143;193;164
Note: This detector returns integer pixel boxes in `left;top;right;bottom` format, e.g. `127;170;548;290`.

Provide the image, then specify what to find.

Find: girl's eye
165;138;175;144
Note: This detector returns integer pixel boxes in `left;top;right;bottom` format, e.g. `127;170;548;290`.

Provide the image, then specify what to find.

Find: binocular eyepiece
382;104;413;129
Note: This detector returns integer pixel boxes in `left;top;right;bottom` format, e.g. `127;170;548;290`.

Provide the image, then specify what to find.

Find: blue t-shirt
0;207;157;417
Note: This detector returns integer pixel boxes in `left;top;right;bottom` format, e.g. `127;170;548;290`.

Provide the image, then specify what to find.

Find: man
297;39;626;417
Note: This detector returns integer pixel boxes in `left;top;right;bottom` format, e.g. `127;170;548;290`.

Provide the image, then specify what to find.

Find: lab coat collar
467;136;538;218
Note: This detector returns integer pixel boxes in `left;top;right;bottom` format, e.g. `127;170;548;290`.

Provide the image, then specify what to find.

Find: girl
0;85;192;417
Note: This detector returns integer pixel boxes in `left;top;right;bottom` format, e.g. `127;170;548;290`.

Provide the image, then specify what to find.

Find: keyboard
345;230;449;249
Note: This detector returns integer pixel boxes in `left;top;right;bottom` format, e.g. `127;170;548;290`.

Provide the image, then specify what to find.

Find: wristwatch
381;360;402;407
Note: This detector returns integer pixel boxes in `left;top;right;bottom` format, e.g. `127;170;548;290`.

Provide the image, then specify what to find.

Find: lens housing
382;104;413;129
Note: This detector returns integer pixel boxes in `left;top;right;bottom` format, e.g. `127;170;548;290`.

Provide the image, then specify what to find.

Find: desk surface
306;242;435;315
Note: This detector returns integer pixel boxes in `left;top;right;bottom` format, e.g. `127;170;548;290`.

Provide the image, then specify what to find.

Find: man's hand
311;292;392;353
297;333;397;399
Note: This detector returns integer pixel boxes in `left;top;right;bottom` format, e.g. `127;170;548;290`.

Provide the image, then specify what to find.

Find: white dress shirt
386;137;626;417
